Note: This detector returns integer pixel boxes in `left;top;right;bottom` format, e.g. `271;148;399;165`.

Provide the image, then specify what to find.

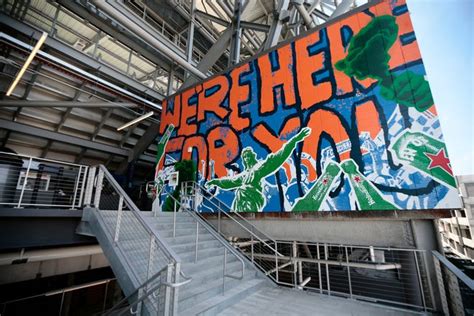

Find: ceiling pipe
92;0;206;81
0;100;137;108
0;32;162;111
0;245;102;266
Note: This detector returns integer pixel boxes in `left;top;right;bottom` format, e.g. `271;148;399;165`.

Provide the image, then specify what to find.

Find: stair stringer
87;207;140;296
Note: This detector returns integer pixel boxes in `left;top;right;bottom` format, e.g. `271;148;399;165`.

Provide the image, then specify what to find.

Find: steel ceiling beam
240;21;270;33
195;10;230;27
56;0;176;80
264;0;291;49
329;0;355;18
92;0;206;80
179;27;233;90
0;118;155;163
91;108;114;142
0;14;164;105
117;122;160;174
0;100;137;108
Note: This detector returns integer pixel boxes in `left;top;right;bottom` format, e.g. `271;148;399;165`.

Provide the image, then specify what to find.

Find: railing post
83;166;96;207
218;210;221;233
16;157;32;208
173;199;177;238
423;251;435;310
250;234;254;263
134;288;143;315
70;165;82;209
171;263;180;316
413;251;427;311
223;248;227;295
293;241;298;288
195;221;199;263
78;166;88;208
275;241;279;283
114;195;124;243
325;243;330;295
317;242;322;294
345;247;352;298
433;254;450;315
146;236;156;281
93;168;104;208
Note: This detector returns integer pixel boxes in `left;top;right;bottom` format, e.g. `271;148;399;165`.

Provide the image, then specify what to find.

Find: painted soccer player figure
206;127;311;212
154;124;174;197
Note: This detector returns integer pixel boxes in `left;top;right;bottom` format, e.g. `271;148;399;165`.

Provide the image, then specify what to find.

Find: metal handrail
186;181;284;257
432;250;474;289
0;150;86;168
98;165;180;264
163;186;245;282
193;181;276;242
0;151;88;209
103;265;192;316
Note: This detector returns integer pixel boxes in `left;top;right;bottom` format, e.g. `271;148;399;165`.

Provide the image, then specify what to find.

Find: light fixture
6;32;48;96
117;111;154;131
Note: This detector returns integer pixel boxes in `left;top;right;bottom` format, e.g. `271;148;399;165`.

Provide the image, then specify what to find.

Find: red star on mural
354;176;362;183
425;148;453;175
322;178;329;185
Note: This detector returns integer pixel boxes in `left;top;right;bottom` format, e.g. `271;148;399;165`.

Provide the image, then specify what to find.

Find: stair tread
93;207;269;316
180;279;267;315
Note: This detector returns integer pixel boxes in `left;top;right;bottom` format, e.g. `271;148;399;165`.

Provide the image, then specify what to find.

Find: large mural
156;0;461;213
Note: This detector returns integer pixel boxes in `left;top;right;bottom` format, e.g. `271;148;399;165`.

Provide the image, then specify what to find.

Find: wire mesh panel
269;242;434;312
91;166;183;316
103;267;171;316
0;151;88;209
95;168;174;280
180;182;436;312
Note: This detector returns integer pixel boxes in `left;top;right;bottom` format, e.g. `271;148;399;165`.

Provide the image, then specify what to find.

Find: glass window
465;183;474;197
16;171;50;191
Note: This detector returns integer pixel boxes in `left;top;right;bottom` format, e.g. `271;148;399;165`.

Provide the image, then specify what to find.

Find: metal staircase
82;166;270;315
80;167;435;315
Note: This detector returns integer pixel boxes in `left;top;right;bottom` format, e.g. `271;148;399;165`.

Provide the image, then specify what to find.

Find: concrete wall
0;252;109;285
208;214;445;311
208;211;449;248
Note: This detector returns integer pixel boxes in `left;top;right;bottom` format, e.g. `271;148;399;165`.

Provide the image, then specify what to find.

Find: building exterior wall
439;174;474;259
157;0;461;214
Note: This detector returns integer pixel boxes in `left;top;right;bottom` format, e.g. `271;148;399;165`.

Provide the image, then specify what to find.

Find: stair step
179;246;226;263
171;239;223;254
154;211;193;218
179;273;254;311
179;278;267;315
158;227;211;238
92;207;271;316
183;260;243;287
153;221;206;231
181;252;239;274
165;233;216;245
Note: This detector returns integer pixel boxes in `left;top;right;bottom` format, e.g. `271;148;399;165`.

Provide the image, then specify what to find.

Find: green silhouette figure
335;15;433;112
154;124;174;196
206;127;311;212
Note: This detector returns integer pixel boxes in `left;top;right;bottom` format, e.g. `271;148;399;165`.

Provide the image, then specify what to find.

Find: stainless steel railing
181;181;435;312
432;250;474;315
0;151;88;209
91;165;191;315
0;278;117;315
182;181;284;282
163;185;245;295
103;264;191;316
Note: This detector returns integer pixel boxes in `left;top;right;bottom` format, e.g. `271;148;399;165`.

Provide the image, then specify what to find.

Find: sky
408;0;474;176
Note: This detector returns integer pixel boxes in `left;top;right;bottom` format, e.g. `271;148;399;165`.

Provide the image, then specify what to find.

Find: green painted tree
163;160;196;212
335;15;433;112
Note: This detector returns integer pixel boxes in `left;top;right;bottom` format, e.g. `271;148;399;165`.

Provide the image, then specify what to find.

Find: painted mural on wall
156;0;461;213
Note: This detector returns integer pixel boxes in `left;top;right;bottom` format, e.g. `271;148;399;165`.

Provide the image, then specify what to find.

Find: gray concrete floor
219;286;420;316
